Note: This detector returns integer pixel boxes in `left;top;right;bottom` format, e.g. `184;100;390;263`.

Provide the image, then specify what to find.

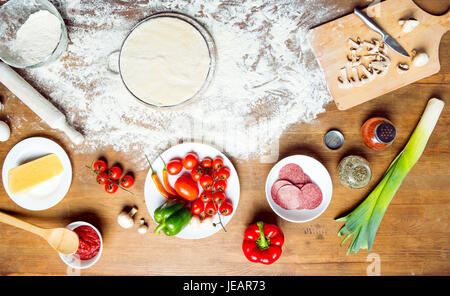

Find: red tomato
190;165;203;182
120;175;134;188
200;191;212;203
191;199;205;215
214;179;227;192
96;172;109;185
216;167;231;180
174;175;199;201
212;157;224;171
200;175;213;191
219;201;233;216
105;182;118;194
93;160;107;173
108;166;122;180
213;192;226;206
205;202;217;216
182;152;198;170
167;158;183;175
200;157;213;168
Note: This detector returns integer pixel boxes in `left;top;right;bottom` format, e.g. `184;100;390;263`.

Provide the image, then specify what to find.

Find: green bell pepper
154;201;192;236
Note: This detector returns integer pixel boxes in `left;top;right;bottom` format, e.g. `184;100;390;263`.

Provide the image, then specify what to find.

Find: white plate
2;137;72;211
144;142;240;239
265;155;333;223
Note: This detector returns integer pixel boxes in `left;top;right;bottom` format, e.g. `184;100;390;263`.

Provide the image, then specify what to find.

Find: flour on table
14;10;62;66
21;0;342;169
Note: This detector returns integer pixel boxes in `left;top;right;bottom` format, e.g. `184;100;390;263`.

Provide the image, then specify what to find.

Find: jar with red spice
361;117;396;150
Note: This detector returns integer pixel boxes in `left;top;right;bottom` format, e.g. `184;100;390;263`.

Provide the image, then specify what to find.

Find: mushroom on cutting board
398;18;420;33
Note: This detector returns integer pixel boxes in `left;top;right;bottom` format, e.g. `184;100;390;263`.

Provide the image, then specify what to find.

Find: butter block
8;153;64;194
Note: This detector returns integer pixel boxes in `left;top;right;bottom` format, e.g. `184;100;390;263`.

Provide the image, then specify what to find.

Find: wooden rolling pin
0;62;84;145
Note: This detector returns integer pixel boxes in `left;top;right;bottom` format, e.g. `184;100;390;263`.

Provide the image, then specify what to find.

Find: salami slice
273;185;302;210
278;163;311;184
270;180;293;199
300;183;323;210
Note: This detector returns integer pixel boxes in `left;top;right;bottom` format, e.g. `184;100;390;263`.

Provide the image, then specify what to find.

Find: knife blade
354;8;410;57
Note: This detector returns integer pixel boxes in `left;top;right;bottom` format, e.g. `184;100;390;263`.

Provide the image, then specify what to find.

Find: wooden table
0;0;449;276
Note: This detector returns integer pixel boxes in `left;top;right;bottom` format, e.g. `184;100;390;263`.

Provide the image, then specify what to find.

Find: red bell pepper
242;221;284;265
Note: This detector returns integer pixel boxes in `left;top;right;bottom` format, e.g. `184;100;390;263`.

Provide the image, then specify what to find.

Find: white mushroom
137;218;148;234
399;18;419;33
338;67;352;89
117;206;137;229
397;63;410;74
411;51;429;67
0;121;10;142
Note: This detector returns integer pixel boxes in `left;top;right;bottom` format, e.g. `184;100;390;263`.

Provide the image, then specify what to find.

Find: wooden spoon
0;211;79;255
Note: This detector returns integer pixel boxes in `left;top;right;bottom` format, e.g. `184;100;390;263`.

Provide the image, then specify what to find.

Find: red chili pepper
242;221;284;265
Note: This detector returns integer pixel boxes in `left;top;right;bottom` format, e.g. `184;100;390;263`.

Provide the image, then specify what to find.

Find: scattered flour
20;0;343;169
14;10;62;66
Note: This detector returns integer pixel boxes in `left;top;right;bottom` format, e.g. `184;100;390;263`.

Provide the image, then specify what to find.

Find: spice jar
361;117;396;150
337;155;372;189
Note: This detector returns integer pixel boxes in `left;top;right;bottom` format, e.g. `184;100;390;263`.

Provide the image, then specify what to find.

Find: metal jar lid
324;130;344;150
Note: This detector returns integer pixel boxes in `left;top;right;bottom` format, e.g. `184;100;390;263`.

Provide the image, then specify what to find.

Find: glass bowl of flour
0;0;68;69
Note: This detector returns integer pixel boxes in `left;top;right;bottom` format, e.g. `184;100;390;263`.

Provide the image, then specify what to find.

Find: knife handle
354;8;385;37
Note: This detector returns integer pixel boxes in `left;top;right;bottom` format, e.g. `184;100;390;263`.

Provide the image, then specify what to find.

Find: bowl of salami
265;155;333;223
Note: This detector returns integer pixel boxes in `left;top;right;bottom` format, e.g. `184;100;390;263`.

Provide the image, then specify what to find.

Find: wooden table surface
0;0;449;276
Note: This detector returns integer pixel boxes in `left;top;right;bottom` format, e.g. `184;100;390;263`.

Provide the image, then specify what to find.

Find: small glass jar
337;155;372;189
361;117;396;150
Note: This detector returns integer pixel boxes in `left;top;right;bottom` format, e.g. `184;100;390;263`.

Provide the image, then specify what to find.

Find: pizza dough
120;17;211;107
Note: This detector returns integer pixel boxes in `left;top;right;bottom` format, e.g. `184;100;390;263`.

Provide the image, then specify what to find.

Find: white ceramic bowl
59;221;103;269
265;155;333;223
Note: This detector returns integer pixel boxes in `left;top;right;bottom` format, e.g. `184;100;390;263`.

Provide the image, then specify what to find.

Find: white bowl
265;155;333;223
58;221;103;269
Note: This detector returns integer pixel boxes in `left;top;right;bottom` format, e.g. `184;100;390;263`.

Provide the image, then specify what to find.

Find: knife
354;8;410;57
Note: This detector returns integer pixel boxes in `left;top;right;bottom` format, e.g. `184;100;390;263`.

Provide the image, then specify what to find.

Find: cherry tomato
219;201;233;216
105;182;118;194
167;158;183;175
212;157;224;171
174;175;199;201
96;172;109;185
213;192;226;206
108;166;122;180
214;179;227;192
216;167;231;180
200;191;212;203
120;175;134;188
200;174;213;191
182;152;198;170
191;199;205;215
200;157;213;168
190;165;203;182
93;160;107;173
205;201;217;216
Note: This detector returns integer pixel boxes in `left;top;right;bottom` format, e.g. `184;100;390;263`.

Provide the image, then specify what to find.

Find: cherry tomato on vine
96;172;109;185
200;174;213;191
120;175;134;188
200;157;213;169
213;192;226;206
93;160;107;173
219;201;233;216
205;201;217;216
214;179;227;192
191;199;205;215
216;167;231;180
105;182;118;194
200;191;212;203
182;152;198;170
190;165;203;182
212;157;224;171
167;158;183;175
108;166;122;180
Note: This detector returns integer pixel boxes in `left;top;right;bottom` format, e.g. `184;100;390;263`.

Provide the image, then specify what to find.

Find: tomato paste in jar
73;225;101;260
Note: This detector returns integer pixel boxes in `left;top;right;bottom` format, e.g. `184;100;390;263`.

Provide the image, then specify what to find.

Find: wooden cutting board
308;0;450;110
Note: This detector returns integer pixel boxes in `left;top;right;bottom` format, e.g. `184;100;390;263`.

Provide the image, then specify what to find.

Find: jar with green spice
337;155;372;189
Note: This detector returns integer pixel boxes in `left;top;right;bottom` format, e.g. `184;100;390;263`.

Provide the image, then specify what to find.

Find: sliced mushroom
397;63;410;74
399;18;419;33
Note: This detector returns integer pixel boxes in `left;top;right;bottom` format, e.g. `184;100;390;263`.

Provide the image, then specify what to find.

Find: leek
336;98;445;255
